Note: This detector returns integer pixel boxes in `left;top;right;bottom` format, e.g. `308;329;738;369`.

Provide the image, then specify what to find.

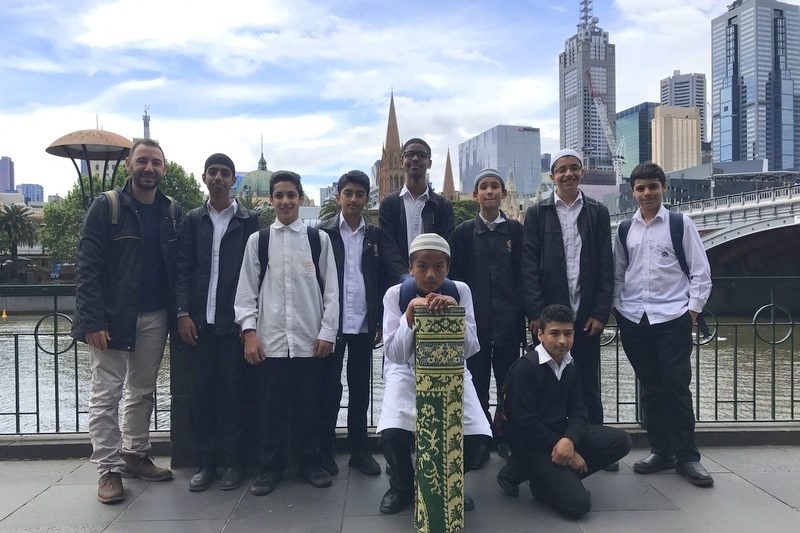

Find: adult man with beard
73;139;181;504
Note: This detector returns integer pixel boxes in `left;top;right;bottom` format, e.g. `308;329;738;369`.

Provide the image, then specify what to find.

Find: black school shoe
349;450;381;476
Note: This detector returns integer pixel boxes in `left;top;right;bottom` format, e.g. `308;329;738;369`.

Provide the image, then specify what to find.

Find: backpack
397;275;460;312
102;190;178;225
492;349;539;439
257;226;323;293
618;211;689;277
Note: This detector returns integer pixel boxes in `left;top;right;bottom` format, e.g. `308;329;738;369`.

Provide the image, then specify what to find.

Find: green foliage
0;204;38;262
318;195;341;221
451;199;480;226
259;205;276;226
239;195;263;211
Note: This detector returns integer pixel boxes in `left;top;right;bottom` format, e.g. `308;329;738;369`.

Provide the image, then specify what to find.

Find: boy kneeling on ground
497;304;631;518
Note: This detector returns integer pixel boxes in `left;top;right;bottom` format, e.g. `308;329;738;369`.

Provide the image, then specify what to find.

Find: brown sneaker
121;453;173;481
98;472;124;503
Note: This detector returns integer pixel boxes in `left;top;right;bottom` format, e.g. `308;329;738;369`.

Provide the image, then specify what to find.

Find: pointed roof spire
258;134;267;170
384;91;401;152
442;147;455;197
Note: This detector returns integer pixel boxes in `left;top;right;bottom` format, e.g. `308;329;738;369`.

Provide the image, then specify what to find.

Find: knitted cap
408;233;450;258
473;168;505;190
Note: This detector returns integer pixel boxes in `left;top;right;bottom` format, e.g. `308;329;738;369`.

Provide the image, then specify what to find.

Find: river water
0;313;796;434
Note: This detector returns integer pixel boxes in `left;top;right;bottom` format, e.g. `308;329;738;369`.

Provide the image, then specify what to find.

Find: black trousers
617;311;701;463
319;333;374;454
513;425;631;518
570;322;604;425
256;356;324;473
381;428;487;495
189;326;248;467
466;342;520;432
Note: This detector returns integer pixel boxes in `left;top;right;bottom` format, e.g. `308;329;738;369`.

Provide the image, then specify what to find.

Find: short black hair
629;161;666;188
538;304;575;331
402;137;431;155
337;170;370;193
269;170;304;198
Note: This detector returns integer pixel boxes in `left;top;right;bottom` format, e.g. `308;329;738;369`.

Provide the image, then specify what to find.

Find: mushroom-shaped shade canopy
46;129;132;160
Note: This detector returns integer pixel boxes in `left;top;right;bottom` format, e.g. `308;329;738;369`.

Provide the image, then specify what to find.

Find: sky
2;0;797;202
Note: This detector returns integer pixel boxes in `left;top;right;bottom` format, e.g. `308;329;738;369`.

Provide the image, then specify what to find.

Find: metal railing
1;278;798;435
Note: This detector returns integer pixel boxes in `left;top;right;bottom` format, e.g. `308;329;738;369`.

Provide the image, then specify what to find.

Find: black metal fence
1;278;798;435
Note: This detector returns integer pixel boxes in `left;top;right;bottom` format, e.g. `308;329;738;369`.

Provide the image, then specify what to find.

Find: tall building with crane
558;0;617;175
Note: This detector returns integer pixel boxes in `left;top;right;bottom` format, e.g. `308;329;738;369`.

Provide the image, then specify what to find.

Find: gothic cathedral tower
378;92;404;200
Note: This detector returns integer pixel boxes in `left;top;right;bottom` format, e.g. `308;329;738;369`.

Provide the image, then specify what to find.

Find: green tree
318;195;340;221
451;199;480;226
239;195;263;211
0;204;38;264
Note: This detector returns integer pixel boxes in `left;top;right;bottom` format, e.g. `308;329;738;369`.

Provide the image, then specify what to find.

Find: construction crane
585;70;625;185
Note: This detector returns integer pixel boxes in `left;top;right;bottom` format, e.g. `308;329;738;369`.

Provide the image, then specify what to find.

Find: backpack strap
618;218;633;266
257;226;323;294
669;211;690;278
398;276;460;312
102;191;120;225
492;348;541;437
165;195;177;221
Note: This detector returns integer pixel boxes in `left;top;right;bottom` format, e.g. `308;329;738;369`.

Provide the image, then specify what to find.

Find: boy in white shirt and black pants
613;161;714;487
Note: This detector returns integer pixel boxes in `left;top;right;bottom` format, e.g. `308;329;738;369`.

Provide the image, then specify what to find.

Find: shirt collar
535;343;573;369
338;212;365;233
207;199;237;217
633;204;669;224
400;184;429;201
553;189;583;208
479;212;506;226
271;217;304;232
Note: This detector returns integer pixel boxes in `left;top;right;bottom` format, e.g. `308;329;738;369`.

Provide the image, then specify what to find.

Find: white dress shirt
535;343;574;382
376;280;491;437
205;200;237;324
399;184;430;250
338;213;368;334
613;205;712;325
553;190;583;315
234;218;339;357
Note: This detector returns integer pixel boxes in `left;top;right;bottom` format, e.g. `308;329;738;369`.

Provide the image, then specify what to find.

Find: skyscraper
661;70;707;142
616;102;658;179
652;106;702;173
712;0;800;170
0;156;14;192
458;125;541;197
559;0;616;171
16;184;44;203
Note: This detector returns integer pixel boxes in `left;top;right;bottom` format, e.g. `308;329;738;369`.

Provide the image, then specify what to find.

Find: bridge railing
611;184;800;223
1;278;798;435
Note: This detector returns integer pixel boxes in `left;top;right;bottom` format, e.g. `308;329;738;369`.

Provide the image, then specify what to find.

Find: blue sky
1;0;790;201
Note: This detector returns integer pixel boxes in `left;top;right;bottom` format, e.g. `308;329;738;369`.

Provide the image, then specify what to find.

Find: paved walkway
1;445;799;532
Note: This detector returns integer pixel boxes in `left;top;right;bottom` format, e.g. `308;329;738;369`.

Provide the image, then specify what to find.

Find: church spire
442;147;456;199
384;91;401;153
378;91;405;199
258;134;267;171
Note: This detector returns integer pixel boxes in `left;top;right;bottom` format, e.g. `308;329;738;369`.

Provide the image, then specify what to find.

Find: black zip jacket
72;181;182;351
174;199;261;336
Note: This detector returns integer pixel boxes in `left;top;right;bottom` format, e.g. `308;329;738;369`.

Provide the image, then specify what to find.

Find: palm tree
318;195;341;221
0;204;38;262
239;194;263;211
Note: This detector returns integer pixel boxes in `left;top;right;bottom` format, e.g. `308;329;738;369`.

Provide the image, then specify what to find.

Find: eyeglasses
553;164;582;175
402;150;430;160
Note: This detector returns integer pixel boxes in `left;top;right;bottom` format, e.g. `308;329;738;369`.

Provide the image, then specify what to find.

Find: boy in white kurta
376;233;491;514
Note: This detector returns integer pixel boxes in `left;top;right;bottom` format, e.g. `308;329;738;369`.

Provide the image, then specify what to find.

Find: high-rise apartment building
458;125;541;197
661;70;707;142
712;0;800;170
0;156;14;192
559;0;616;171
652;106;702;173
16;184;44;203
616;102;659;179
